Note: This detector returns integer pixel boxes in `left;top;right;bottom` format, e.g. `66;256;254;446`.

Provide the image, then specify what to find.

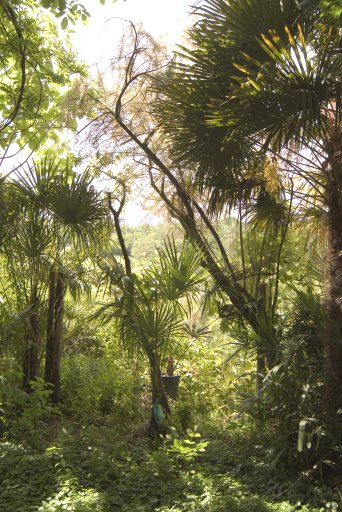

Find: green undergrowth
0;424;340;512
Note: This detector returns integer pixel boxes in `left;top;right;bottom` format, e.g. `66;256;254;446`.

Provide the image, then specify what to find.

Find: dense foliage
0;0;342;511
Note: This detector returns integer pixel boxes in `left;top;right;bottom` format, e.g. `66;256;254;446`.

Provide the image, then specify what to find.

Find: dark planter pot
161;375;181;399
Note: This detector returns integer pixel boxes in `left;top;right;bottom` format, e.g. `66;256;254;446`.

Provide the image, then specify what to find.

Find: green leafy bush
165;427;209;462
1;376;60;444
38;483;104;512
61;355;143;425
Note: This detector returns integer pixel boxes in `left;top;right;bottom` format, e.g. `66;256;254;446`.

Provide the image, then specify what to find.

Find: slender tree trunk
255;283;266;393
45;270;56;386
256;354;266;393
147;349;171;434
22;285;40;393
52;271;64;402
44;270;65;403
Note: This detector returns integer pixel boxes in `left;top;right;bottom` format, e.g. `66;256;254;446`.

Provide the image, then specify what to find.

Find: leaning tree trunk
146;349;171;434
324;168;342;419
22;284;40;393
44;270;65;403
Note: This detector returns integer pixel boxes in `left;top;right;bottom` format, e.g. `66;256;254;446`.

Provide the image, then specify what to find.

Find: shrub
61;355;144;426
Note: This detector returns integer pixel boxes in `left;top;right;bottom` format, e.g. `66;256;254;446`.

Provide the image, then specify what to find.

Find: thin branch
238;202;246;287
107;189;132;278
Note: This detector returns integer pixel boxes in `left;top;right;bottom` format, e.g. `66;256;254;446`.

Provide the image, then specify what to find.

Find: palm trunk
22;285;40;392
324;177;342;417
147;349;171;434
44;270;56;386
44;270;65;403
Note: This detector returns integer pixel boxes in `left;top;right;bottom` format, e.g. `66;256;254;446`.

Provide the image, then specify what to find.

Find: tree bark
324;176;342;417
22;284;40;393
147;349;171;434
44;270;56;386
44;270;65;403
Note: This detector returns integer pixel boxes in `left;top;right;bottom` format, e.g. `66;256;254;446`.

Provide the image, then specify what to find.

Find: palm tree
154;0;342;418
0;183;52;392
96;189;207;433
11;158;109;400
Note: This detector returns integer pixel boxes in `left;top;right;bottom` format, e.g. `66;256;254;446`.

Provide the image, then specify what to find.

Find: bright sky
73;0;195;68
71;0;196;226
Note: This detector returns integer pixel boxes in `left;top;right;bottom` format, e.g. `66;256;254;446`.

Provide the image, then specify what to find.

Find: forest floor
0;419;341;512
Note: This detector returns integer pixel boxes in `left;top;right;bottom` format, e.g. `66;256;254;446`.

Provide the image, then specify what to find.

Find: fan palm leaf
13;211;54;259
220;27;341;153
12;157;61;207
13;158;109;249
246;188;288;232
154;237;207;298
154;0;338;189
130;300;184;351
47;168;109;248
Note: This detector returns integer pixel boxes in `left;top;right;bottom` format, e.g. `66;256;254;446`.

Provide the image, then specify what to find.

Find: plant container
161;375;180;399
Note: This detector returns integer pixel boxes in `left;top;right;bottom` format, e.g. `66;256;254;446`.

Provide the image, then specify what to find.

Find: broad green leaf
61;16;68;29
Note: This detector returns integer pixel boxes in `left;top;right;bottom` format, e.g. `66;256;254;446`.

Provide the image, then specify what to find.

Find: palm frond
131;300;184;351
13;211;54;259
222;26;341;152
12;157;61;207
154;0;338;188
288;284;324;324
147;236;207;302
13;158;110;249
247;188;288;233
48;168;109;247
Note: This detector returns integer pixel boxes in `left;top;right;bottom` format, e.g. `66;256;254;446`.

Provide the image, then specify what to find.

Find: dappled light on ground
1;425;339;512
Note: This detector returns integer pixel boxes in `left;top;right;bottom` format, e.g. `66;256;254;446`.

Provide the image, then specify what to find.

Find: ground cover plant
1;315;342;511
0;419;341;511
